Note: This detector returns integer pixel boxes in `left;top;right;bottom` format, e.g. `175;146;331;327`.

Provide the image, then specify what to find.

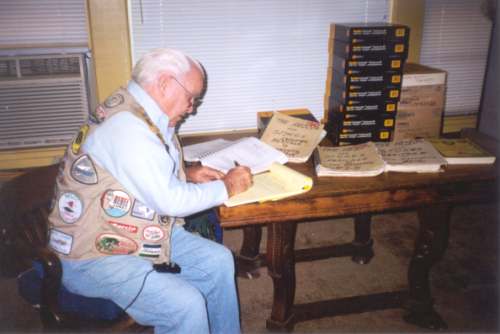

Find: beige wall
86;0;132;103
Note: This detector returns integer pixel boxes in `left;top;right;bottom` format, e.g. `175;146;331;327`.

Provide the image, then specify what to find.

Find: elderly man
47;48;252;333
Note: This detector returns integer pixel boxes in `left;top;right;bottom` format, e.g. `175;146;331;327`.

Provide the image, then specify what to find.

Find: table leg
266;222;297;331
352;213;374;264
237;226;263;278
403;204;450;330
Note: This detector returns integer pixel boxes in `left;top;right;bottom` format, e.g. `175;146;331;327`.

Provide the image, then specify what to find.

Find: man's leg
61;253;210;333
171;225;240;334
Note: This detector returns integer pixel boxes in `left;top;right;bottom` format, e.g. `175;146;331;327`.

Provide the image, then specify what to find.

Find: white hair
131;48;203;86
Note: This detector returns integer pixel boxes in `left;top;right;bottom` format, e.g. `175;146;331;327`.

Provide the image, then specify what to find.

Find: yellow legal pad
224;162;313;207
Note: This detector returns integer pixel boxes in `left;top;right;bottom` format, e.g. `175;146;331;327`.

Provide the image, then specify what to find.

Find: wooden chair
1;164;147;333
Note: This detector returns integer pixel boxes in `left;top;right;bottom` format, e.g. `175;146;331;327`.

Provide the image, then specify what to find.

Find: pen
234;161;240;167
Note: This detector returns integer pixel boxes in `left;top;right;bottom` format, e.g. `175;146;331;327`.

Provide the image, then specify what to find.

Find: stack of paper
315;142;386;177
375;139;447;173
315;139;448;177
429;138;496;165
224;162;313;207
260;112;326;163
182;137;288;174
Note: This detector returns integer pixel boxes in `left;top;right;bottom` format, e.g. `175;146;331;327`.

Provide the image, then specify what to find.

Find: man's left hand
186;165;225;183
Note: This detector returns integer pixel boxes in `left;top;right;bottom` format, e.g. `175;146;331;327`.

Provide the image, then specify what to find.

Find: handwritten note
260;112;325;163
315;142;386;177
375;139;447;172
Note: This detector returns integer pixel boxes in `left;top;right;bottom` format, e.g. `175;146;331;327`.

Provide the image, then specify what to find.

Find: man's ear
157;73;171;92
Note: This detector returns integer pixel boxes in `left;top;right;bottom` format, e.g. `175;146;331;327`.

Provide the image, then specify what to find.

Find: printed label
58;192;83;224
131;200;156;220
108;221;138;234
101;190;131;218
71;155;98;185
49;229;73;255
95;233;137;255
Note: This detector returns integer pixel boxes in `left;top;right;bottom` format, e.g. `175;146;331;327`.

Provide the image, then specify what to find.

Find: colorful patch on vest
138;244;162;258
142;226;165;242
107;221;138;234
71;155;98;185
49;229;73;255
71;124;90;155
131;200;155;220
95;233;138;255
101;190;131;218
104;93;124;108
58;192;83;224
158;215;172;226
90;104;107;123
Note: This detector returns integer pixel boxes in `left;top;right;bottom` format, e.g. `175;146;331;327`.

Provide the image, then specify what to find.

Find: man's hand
223;166;253;197
186;165;225;183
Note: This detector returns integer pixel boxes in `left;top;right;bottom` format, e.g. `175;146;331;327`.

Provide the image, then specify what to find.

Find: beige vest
47;88;185;264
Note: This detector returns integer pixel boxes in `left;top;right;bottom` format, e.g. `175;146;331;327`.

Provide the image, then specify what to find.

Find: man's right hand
223;166;253;197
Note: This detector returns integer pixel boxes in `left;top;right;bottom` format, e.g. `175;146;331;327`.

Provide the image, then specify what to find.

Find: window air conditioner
0;53;89;149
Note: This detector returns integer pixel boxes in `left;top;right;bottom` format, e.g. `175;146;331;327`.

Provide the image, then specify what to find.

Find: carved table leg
352;214;374;264
403;204;450;330
237;226;263;278
266;222;297;331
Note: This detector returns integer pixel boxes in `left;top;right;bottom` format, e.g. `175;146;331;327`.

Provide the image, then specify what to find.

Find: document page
224;162;313;207
201;137;288;174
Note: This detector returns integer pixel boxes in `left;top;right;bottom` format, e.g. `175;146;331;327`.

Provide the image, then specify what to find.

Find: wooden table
208;133;498;331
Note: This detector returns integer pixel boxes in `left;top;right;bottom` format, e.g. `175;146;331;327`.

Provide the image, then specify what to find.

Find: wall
478;4;498;140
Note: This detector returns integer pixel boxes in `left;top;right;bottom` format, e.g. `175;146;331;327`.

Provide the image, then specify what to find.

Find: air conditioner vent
19;56;81;77
0;53;89;149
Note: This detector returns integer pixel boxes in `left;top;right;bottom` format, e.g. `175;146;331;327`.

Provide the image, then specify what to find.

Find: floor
1;203;498;333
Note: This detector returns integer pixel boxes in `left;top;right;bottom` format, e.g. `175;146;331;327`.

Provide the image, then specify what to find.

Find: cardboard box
394;63;447;141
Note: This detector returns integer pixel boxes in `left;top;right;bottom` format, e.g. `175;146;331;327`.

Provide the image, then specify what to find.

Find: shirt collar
127;80;175;137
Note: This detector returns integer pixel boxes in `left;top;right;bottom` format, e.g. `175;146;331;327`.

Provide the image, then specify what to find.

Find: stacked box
324;22;410;145
393;63;447;141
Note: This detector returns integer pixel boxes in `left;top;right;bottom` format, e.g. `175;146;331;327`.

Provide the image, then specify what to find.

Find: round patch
104;93;124;108
71;155;98;185
95;234;137;255
142;226;165;242
101;190;131;218
58;192;83;224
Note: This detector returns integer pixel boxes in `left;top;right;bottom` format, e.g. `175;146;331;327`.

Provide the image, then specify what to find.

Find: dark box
331;39;409;61
330;22;410;43
331;54;404;74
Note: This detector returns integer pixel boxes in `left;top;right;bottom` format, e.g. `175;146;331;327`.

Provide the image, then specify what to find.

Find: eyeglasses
171;76;203;108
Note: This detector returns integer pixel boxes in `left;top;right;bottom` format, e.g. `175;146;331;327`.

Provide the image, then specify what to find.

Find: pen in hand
233;161;240;167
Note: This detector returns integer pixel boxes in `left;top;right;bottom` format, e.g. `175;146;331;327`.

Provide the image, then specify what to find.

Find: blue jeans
61;225;240;334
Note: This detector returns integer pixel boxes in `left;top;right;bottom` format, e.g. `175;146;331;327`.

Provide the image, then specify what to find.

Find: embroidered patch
49;229;73;255
104;93;124;108
58;192;83;224
90;104;107;123
71;155;98;185
158;215;172;226
95;233;138;255
101;190;131;218
131;200;155;220
139;244;162;258
107;221;138;234
71;124;90;155
142;226;165;242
